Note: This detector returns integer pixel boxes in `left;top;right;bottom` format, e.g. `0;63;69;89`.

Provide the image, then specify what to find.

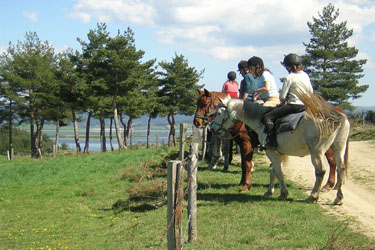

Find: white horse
210;93;350;205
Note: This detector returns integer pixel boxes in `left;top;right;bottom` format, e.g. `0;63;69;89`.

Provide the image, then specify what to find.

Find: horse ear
197;88;203;95
219;97;229;106
204;88;211;97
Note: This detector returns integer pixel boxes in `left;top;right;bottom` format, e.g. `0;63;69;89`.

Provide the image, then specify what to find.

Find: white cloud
23;11;39;22
69;0;375;61
69;0;156;26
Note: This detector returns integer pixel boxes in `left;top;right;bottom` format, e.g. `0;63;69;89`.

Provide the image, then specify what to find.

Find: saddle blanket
275;112;305;134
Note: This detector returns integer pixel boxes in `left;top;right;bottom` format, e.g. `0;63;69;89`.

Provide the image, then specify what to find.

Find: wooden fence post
188;125;199;242
156;133;159;149
179;123;187;161
201;127;207;160
167;160;183;250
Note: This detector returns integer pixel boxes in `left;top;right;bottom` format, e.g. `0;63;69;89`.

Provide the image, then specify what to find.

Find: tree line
0;23;204;158
1;3;372;158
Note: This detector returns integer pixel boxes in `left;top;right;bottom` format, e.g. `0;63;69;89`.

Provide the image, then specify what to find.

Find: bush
0;126;54;155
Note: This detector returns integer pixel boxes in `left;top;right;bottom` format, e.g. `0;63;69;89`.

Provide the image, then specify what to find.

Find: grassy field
1;146;374;249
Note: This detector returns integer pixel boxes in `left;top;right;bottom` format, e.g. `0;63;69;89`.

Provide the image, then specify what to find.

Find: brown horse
194;89;341;192
194;89;259;192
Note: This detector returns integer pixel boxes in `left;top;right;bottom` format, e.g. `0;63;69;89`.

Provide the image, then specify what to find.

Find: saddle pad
275;112;305;134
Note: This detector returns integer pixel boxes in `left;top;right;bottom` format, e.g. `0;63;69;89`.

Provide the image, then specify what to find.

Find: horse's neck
212;92;228;106
230;100;262;133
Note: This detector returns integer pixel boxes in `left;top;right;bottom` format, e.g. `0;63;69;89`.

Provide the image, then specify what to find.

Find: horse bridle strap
195;95;218;121
211;101;238;132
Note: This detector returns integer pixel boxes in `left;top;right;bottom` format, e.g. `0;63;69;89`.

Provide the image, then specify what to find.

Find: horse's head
193;88;219;128
210;96;238;135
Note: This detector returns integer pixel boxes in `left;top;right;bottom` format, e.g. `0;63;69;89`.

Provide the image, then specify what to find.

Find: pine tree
158;54;204;146
303;3;369;110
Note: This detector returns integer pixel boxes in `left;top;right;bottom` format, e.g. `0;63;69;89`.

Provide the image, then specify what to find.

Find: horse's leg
229;139;233;164
264;167;276;197
306;152;326;203
321;148;336;192
223;139;230;171
208;134;220;170
332;122;350;205
265;152;288;199
238;139;254;192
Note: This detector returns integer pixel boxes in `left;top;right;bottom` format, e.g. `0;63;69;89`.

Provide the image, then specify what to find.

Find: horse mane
295;90;344;139
242;99;273;120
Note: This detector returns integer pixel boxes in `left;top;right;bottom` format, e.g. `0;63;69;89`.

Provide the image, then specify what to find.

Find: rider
237;60;258;101
222;71;239;98
248;56;279;107
262;53;313;149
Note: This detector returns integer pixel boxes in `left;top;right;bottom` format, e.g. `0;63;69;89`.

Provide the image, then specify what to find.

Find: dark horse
194;89;342;192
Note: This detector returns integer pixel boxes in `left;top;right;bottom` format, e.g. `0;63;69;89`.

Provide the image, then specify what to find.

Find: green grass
350;125;375;141
0;148;374;250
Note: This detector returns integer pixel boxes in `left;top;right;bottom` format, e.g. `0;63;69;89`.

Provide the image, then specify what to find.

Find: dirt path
280;140;375;238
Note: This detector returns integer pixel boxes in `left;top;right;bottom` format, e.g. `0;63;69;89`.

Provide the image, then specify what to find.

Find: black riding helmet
227;71;236;81
237;60;248;71
282;53;302;67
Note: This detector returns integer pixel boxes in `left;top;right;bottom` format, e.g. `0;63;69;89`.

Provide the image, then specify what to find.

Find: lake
48;128;193;152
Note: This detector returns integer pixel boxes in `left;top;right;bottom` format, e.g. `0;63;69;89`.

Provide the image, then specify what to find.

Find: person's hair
290;64;304;73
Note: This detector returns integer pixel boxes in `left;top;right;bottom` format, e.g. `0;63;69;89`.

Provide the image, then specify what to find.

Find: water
54;135;169;152
49;128;192;152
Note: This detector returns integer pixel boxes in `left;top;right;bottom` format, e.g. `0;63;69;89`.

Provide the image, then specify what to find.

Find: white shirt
280;71;313;105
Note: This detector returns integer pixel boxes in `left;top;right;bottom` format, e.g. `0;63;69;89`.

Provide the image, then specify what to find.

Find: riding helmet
227;71;236;81
282;53;302;67
237;60;248;71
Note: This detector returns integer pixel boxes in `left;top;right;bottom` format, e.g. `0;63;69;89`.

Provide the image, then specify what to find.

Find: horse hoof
334;198;343;206
240;186;250;192
305;196;318;203
278;193;288;200
264;190;273;197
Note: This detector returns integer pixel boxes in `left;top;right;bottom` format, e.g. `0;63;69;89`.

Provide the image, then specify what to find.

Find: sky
1;0;374;107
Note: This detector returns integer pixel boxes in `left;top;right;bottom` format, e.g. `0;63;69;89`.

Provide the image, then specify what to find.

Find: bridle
210;101;239;137
194;94;219;126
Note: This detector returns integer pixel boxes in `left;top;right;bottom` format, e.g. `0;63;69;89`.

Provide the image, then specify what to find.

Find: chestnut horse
194;89;259;192
194;89;341;192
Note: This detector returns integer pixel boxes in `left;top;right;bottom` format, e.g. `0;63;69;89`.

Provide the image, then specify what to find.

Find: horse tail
344;135;349;180
295;91;343;139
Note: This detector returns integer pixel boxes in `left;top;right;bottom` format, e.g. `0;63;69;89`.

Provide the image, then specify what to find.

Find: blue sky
1;0;374;107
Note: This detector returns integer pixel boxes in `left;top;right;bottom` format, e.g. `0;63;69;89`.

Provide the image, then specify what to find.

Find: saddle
274;112;305;134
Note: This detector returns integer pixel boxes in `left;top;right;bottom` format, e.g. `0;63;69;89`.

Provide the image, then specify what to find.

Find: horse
210;93;350;205
194;89;343;192
194;89;260;192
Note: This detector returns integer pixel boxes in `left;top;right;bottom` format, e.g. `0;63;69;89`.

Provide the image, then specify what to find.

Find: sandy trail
280;141;375;238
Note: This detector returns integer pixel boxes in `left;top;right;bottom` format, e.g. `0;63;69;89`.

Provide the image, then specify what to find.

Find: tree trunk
147;115;152;148
84;112;92;154
8;103;13;160
109;118;114;151
30;110;38;158
168;110;176;147
100;116;107;152
112;94;125;150
71;109;81;153
120;114;128;148
55;119;60;156
37;119;44;158
127;118;133;149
